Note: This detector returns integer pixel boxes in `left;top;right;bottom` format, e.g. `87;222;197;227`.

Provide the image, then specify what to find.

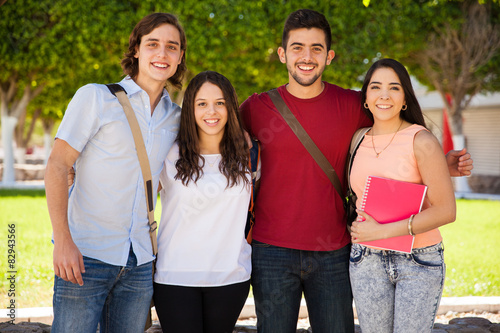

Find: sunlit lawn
440;199;500;296
0;189;499;308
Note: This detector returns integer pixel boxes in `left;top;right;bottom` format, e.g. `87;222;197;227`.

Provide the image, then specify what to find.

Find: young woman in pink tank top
349;58;456;333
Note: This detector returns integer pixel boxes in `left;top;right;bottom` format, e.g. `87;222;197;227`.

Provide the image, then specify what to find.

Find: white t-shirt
154;143;252;287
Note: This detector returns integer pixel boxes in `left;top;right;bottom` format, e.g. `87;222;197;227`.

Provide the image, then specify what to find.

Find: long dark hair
361;58;426;127
175;71;249;187
121;13;187;90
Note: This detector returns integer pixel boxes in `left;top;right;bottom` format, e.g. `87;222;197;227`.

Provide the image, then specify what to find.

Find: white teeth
205;119;219;124
298;65;313;70
377;105;392;109
153;63;168;68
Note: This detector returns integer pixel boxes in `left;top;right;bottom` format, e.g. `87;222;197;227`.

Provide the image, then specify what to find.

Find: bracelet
408;214;415;236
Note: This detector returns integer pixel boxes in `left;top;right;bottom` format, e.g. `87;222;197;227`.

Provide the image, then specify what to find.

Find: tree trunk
448;104;463;138
43;132;52;166
1;115;18;184
0;76;45;184
14;147;26;164
447;103;471;194
452;134;472;194
42;118;56;165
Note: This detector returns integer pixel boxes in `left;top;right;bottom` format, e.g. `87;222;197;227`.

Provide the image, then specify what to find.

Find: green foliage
1;0;499;123
0;0;140;119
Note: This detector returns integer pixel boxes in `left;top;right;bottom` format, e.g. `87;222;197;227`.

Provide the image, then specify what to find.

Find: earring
363;103;369;109
402;104;407;111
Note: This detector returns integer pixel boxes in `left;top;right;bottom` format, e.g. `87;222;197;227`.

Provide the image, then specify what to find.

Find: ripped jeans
349;242;445;333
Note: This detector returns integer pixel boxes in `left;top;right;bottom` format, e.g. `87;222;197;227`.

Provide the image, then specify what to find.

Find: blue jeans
349;242;445;333
251;241;354;333
52;248;153;333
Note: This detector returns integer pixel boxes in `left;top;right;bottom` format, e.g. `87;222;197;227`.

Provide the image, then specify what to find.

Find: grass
440;199;500;297
0;189;499;308
1;189;54;309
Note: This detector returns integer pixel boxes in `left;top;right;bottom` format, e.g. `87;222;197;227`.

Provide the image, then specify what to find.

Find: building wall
422;106;500;194
462;107;500;176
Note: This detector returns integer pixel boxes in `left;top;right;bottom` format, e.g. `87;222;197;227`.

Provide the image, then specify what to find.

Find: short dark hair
361;58;426;127
121;13;187;90
175;71;249;187
282;9;332;51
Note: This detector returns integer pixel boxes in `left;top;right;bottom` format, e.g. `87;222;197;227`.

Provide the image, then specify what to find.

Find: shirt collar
118;76;170;101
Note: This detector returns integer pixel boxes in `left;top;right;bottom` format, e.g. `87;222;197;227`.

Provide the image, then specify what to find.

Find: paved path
1;297;499;332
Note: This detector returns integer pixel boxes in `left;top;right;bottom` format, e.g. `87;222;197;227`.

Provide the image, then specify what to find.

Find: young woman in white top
153;71;252;333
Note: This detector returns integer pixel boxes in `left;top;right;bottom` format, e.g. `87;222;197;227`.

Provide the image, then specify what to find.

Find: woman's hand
68;167;75;188
350;210;387;243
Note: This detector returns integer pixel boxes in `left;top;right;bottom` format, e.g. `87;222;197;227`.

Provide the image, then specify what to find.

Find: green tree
2;0;499;185
412;1;500;136
0;0;140;183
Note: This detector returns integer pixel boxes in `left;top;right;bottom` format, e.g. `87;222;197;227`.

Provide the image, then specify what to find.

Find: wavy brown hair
121;13;187;90
175;71;249;187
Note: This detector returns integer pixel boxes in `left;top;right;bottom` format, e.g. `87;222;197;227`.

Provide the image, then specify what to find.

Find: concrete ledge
437;296;500;315
2;297;499;324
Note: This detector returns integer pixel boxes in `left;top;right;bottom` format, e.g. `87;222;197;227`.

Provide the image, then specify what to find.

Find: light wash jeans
251;240;354;333
349;242;445;333
52;247;153;333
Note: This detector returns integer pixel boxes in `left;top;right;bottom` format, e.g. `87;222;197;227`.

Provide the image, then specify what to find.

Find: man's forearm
45;158;72;243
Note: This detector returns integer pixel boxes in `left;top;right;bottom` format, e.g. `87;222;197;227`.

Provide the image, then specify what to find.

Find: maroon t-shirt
240;83;372;251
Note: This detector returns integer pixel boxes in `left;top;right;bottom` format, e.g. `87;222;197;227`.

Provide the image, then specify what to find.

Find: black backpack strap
245;139;260;243
106;83;127;96
347;127;371;191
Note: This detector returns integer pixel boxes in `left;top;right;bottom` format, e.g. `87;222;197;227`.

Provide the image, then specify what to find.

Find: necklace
205;155;220;167
371;120;403;158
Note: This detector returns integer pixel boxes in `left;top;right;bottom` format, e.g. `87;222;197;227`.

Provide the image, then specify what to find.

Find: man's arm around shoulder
44;138;85;286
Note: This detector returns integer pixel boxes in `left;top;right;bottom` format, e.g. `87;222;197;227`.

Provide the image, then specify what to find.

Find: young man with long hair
45;13;186;333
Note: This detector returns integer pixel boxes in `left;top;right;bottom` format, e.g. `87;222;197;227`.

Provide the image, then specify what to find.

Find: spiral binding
358;176;372;221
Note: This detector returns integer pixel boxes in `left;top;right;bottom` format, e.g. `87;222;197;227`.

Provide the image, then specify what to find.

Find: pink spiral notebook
357;176;427;253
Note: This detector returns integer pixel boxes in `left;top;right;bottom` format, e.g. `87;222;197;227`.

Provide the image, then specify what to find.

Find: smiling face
278;28;335;89
134;23;184;90
194;82;228;143
365;67;406;124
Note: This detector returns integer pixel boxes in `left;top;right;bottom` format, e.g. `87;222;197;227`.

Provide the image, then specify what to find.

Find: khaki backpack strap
107;84;158;256
267;88;344;201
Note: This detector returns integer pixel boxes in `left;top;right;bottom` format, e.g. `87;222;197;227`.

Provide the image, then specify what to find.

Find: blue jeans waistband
360;242;443;256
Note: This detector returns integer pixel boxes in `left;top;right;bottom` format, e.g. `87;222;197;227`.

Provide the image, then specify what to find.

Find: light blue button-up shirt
56;77;180;266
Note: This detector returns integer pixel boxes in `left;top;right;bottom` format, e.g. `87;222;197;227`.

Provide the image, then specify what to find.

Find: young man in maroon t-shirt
240;8;473;333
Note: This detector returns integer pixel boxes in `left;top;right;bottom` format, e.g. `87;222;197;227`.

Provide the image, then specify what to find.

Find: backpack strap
106;84;158;257
245;139;260;244
346;127;371;197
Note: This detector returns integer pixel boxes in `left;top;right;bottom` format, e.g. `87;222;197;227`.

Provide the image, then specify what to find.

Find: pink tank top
351;124;442;249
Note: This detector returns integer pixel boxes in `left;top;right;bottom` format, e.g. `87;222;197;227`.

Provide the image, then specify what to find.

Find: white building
417;86;500;194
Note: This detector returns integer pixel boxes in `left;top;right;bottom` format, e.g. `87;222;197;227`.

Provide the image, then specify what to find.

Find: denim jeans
251;241;354;333
52;248;153;333
349;242;445;333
